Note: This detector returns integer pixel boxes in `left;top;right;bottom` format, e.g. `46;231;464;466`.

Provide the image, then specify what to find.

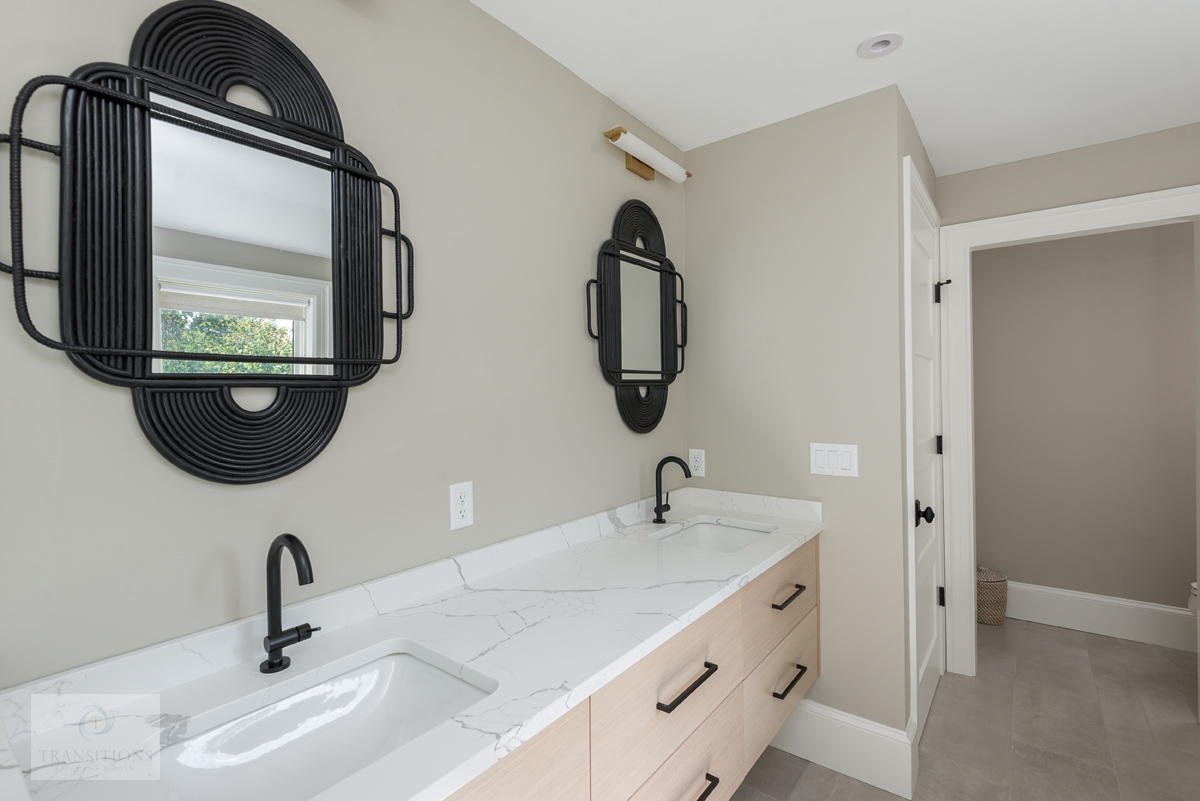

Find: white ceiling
468;0;1200;175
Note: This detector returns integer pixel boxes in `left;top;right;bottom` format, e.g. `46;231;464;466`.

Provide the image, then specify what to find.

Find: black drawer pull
771;584;807;611
696;773;720;801
656;662;718;713
773;664;809;700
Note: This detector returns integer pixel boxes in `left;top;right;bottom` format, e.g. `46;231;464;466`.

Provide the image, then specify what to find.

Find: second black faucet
653;455;692;524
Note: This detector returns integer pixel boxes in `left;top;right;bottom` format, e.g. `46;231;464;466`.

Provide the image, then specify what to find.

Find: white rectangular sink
654;516;777;553
158;646;493;801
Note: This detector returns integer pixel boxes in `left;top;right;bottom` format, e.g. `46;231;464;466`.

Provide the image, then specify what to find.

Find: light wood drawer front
627;685;745;801
591;593;744;801
742;536;819;671
446;700;589;801
744;605;820;766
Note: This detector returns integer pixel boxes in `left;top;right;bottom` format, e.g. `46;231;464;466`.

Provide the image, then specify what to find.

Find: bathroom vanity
0;488;821;801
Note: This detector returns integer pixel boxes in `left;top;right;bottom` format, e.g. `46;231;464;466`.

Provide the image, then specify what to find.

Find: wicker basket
976;567;1007;626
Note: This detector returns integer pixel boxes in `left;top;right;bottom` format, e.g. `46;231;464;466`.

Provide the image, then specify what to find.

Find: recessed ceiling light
857;32;904;59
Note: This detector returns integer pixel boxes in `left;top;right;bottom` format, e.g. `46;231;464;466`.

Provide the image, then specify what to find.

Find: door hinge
935;279;952;303
936;435;943;454
938;587;946;607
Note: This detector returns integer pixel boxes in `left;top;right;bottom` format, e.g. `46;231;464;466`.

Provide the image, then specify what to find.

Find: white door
904;157;945;742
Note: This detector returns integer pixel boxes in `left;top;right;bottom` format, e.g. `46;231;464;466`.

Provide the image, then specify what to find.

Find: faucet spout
653;456;692;524
261;534;320;674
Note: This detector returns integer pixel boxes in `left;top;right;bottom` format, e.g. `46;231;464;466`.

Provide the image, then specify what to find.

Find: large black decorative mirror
0;1;414;483
587;200;685;432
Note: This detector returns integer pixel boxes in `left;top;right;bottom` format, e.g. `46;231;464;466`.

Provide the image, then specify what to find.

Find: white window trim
152;255;333;375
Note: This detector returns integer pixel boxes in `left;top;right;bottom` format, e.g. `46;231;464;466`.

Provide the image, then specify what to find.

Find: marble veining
0;488;821;801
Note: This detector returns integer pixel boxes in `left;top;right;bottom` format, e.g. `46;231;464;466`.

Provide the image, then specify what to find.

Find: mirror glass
619;254;663;378
149;95;334;375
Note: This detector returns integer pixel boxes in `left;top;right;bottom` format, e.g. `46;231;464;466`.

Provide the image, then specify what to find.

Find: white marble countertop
1;488;821;801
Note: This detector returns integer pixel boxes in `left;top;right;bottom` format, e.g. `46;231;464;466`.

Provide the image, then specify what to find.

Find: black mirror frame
586;200;686;433
0;1;415;483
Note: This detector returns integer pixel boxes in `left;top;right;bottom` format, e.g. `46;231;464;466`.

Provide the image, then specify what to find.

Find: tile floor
733;620;1200;801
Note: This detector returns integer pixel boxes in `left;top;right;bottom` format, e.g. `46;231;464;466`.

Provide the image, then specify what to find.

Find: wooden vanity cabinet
591;593;744;801
445;700;590;801
447;535;820;801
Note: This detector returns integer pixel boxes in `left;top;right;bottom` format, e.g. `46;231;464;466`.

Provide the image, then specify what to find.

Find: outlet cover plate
688;449;705;477
810;443;858;477
450;481;474;530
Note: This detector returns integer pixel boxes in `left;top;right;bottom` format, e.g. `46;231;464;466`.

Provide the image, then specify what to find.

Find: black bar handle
772;664;809;700
771;584;807;611
586;279;600;340
696;773;720;801
657;662;718;713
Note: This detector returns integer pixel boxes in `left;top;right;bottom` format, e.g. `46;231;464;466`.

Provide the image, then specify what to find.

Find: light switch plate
810;443;858;477
450;481;474;530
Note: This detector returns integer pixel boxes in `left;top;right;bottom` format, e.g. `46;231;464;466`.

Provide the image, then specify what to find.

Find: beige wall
936;122;1200;225
683;86;929;730
972;226;1196;606
0;0;690;688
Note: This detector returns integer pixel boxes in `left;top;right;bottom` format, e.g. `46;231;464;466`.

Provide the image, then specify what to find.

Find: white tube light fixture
603;126;690;183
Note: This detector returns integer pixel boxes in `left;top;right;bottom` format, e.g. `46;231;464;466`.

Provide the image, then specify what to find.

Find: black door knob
916;500;935;527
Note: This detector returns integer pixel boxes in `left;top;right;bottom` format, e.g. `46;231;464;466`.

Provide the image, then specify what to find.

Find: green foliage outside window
160;309;294;374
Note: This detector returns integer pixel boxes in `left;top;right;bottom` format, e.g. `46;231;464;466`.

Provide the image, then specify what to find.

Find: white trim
1006;581;1197;653
939;182;1200;677
771;699;915;799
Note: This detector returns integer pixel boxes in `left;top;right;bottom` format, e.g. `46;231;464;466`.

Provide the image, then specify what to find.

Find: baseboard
770;699;915;799
1006;581;1197;653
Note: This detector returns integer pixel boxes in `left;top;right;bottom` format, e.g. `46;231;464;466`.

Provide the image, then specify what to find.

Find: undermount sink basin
655;516;777;553
159;645;494;801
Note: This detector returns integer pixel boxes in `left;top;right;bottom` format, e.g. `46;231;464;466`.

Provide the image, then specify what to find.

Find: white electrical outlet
810;443;858;477
688;449;705;477
449;481;474;530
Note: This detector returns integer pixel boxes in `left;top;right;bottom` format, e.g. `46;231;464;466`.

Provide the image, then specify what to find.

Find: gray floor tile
1094;674;1153;738
1086;634;1185;697
1138;684;1200;755
741;747;810;800
1015;640;1097;698
911;750;1011;801
918;674;1014;782
1021;621;1089;651
731;785;775;801
825;775;904;801
1159;646;1197;677
783;761;839;801
977;620;1022;654
1008;740;1119;801
1109;731;1200;801
1012;680;1111;767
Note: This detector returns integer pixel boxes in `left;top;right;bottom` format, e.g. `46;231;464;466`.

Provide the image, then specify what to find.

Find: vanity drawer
591;593;744;801
741;536;818;671
446;700;589;801
744;605;820;765
626;684;745;801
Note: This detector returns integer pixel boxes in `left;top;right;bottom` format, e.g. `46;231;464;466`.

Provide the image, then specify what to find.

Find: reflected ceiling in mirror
150;95;333;375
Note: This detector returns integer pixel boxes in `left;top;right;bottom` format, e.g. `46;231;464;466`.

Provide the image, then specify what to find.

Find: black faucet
260;533;320;674
653;456;692;524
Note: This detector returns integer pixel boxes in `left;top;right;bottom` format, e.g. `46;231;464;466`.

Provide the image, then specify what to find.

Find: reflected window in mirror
149;94;333;375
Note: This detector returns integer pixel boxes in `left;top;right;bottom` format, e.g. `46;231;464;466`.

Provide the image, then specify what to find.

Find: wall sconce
603;126;691;183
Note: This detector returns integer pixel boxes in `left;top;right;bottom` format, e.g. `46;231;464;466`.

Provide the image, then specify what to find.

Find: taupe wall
936;122;1200;225
683;86;931;730
972;226;1197;607
0;0;689;688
